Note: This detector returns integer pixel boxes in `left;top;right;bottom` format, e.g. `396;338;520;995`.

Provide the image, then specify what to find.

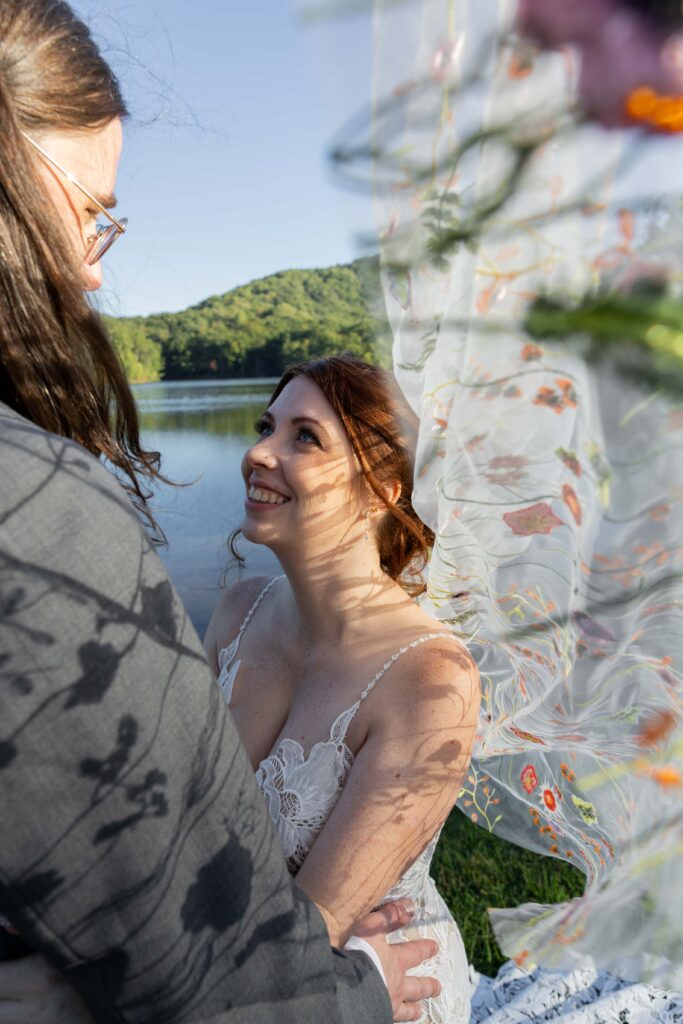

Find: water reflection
134;379;281;639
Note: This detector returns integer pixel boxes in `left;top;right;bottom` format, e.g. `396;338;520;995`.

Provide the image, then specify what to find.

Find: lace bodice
217;576;471;1024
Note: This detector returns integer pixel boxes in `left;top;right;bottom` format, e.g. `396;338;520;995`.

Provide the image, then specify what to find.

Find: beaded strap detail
357;631;460;705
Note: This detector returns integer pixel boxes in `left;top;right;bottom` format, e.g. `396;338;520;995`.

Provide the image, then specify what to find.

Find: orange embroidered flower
521;342;543;361
521;764;539;794
560;762;576;782
562;484;582;526
636;709;678;749
542;788;557;812
534;378;578;414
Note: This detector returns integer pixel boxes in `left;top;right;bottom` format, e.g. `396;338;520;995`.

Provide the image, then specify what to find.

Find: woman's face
32;117;123;291
240;375;366;554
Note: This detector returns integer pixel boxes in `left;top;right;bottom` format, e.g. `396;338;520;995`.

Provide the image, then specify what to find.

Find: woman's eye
254;417;273;437
297;428;319;445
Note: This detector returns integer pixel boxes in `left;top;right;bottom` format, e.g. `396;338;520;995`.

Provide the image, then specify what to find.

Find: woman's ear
380;479;402;509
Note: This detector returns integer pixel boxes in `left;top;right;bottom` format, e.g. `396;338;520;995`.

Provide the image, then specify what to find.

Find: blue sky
72;0;375;316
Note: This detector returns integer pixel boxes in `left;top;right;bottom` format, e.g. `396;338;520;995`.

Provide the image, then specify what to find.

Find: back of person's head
271;354;434;595
0;0;163;534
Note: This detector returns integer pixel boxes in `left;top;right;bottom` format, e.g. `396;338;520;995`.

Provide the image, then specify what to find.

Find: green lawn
432;808;585;976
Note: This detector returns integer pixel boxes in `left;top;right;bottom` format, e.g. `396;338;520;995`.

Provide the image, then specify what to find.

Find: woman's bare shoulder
203;575;278;671
376;626;480;734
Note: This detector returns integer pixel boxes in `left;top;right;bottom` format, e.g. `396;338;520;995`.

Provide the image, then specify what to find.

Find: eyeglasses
21;131;127;265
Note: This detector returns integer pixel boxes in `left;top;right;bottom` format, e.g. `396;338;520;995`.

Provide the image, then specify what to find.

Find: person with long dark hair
0;3;441;1021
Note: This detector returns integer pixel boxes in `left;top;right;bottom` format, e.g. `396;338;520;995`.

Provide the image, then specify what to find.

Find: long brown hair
234;354;434;595
0;0;165;537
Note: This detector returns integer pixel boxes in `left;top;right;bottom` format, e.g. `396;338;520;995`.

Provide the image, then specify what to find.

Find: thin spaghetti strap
358;631;461;704
235;575;285;643
330;631;465;746
216;575;285;701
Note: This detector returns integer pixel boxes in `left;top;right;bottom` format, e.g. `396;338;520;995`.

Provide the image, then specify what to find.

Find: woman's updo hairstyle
270;354;434;596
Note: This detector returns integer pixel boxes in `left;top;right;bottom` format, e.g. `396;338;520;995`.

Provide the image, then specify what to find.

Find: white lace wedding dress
216;575;471;1024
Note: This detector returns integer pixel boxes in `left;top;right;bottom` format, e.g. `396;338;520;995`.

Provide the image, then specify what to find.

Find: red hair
268;354;433;595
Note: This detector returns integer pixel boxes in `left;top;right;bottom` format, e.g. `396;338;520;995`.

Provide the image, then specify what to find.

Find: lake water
133;379;281;639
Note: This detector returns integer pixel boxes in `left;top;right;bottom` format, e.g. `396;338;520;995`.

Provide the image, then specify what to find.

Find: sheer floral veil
339;0;683;986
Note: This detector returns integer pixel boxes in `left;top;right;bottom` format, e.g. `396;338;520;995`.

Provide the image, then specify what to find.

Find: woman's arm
295;640;480;947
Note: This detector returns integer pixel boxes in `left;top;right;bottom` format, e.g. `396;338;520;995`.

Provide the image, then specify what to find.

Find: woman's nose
245;438;278;470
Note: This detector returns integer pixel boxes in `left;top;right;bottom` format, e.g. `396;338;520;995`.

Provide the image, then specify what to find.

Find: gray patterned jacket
0;402;391;1024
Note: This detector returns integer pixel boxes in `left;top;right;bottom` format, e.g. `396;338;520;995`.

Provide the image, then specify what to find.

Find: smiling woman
233;354;434;594
204;354;480;1024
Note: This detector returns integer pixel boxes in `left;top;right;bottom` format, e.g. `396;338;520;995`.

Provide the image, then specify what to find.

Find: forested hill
105;257;392;382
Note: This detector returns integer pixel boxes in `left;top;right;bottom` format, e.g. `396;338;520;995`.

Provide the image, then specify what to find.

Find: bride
204;353;479;1024
6;353;480;1024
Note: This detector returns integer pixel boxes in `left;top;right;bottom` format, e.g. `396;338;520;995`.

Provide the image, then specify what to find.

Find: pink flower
503;501;564;535
517;0;683;130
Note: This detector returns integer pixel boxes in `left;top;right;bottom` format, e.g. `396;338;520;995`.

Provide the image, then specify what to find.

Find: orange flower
649;766;682;788
542;788;557;812
556;379;577;407
636;709;678;749
562;484;582;526
521;342;543;361
533;378;577;414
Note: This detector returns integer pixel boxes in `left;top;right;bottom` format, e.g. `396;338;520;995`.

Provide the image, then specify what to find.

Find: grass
432;808;585;976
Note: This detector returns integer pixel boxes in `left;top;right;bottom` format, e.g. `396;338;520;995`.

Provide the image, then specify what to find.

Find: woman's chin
241;519;276;547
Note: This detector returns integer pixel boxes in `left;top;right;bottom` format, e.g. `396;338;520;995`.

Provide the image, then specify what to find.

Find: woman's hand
0;954;93;1024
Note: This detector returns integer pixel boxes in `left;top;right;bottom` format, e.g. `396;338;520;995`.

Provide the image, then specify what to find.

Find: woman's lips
246;484;290;506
